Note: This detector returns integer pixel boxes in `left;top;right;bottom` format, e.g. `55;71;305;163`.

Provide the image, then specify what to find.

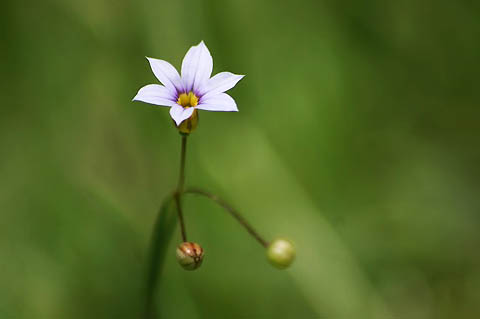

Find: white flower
133;41;244;126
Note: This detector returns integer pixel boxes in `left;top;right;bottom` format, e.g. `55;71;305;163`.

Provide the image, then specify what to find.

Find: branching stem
146;133;270;319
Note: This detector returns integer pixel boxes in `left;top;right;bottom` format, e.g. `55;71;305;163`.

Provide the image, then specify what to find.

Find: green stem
178;134;187;192
145;134;189;318
175;134;188;242
184;187;269;248
145;135;270;318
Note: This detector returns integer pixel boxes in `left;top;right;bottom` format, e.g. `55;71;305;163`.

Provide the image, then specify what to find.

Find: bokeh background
1;0;480;318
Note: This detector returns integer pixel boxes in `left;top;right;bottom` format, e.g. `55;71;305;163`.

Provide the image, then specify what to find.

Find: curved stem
184;187;269;248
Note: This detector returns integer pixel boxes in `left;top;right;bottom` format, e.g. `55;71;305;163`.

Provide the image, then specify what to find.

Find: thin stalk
177;134;187;192
184;187;269;248
144;134;189;318
175;134;188;242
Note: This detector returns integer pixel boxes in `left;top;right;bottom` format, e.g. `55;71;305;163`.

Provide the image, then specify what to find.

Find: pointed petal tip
132;92;142;102
169;105;195;126
173;115;188;126
182;41;213;93
236;74;246;82
145;56;158;64
145;56;156;63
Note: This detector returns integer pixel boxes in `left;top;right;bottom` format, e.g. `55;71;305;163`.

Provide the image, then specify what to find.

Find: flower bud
176;242;204;271
267;238;295;269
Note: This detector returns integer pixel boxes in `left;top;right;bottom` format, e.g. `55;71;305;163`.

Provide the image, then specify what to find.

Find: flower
133;41;244;130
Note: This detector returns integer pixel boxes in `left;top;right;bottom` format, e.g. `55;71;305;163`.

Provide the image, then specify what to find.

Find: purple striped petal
169;104;195;125
181;41;213;93
199;72;244;97
197;93;238;112
146;57;184;95
133;84;177;107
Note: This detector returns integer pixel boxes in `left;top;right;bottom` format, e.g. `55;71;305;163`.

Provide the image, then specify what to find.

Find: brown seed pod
176;242;204;271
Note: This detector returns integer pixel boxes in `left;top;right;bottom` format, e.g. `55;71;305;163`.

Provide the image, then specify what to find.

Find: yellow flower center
177;91;199;108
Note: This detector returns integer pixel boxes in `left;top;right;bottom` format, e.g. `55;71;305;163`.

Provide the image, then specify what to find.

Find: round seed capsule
176;242;204;271
267;238;295;269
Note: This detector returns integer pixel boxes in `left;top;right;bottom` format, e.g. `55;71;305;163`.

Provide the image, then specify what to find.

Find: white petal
133;84;177;107
181;41;213;93
196;93;238;112
169;104;195;125
146;57;184;94
199;72;244;97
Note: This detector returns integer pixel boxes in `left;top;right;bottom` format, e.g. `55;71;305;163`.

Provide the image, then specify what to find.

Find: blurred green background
1;0;480;318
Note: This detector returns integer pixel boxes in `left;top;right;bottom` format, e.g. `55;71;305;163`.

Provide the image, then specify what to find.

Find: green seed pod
176;242;204;271
267;238;295;269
